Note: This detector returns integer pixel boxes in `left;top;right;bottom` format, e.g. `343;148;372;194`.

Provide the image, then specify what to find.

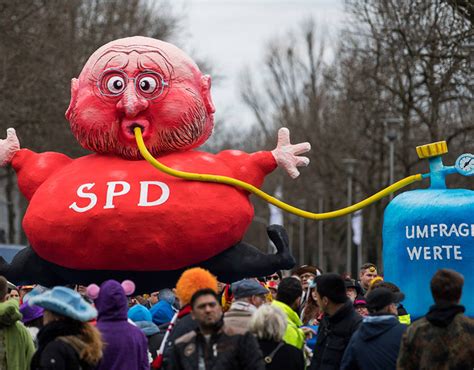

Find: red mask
66;36;215;159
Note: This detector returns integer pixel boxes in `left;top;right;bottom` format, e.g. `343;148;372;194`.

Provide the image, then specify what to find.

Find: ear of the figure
65;78;79;121
122;280;136;296
200;75;215;115
86;284;100;300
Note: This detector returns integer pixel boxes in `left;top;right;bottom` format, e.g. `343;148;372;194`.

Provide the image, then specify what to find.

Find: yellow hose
134;128;423;220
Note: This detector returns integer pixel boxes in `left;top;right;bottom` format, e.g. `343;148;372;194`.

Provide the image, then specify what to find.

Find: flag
268;184;284;225
352;210;363;246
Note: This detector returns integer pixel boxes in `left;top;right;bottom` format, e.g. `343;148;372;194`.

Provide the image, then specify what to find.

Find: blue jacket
340;314;407;370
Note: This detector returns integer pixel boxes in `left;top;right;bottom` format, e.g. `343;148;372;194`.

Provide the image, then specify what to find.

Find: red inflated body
12;148;276;270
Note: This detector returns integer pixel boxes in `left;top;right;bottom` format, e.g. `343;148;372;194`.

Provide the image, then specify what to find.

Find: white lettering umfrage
405;224;474;239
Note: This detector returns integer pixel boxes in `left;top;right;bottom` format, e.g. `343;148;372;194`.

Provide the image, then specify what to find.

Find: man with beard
166;288;264;370
358;263;378;295
0;36;308;291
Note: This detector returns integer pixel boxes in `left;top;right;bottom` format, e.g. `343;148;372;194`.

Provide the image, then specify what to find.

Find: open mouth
121;119;150;141
129;123;144;134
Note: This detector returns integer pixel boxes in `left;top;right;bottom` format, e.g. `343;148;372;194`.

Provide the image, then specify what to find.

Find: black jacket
166;322;265;370
31;340;90;370
258;339;305;370
30;319;101;370
310;299;362;370
340;314;407;370
162;306;198;367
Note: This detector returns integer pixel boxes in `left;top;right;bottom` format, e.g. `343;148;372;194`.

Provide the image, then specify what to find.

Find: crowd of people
0;263;472;369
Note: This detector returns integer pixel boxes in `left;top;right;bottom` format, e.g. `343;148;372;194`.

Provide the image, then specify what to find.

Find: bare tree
240;1;473;273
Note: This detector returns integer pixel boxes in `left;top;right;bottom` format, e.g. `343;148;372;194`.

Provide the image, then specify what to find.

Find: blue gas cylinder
383;142;474;319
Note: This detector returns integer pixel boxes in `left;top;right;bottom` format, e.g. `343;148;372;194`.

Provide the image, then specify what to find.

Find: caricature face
67;37;215;159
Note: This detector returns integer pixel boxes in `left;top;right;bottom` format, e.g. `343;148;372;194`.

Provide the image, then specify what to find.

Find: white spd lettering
69;181;170;213
104;181;131;209
69;183;97;213
138;181;170;207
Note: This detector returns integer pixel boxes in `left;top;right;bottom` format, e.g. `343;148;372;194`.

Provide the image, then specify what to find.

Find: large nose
116;83;149;118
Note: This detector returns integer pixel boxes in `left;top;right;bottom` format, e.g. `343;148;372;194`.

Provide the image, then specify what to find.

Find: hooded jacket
94;280;149;370
150;300;175;326
128;304;162;360
397;303;474;370
340;314;406;370
0;299;35;370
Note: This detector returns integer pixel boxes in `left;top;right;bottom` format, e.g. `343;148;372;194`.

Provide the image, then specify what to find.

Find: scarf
229;301;257;313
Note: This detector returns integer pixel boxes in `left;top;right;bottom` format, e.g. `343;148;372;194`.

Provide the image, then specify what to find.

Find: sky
173;0;345;132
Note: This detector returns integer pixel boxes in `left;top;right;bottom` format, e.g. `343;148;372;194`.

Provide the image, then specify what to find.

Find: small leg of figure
0;246;185;293
201;224;296;282
0;225;295;292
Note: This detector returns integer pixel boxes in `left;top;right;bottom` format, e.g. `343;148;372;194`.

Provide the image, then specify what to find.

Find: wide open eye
137;76;158;94
106;75;126;95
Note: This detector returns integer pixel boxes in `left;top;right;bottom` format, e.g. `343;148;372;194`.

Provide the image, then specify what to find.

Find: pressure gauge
455;153;474;176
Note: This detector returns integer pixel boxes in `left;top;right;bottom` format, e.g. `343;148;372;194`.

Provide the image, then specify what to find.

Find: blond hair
249;305;287;341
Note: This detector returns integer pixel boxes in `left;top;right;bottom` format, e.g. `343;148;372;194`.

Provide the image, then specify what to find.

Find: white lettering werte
407;246;422;261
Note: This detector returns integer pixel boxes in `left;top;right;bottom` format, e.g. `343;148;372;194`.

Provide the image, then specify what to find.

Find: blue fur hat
28;286;97;322
128;304;152;323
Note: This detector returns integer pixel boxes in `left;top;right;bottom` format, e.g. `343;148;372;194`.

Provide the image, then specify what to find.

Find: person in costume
0;36;310;292
166;288;265;370
0;276;35;370
87;279;149;370
159;267;218;369
28;286;102;370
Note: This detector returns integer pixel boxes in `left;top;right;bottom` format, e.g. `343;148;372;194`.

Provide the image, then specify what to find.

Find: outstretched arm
271;127;311;179
0;128;20;167
217;127;311;187
1;128;73;200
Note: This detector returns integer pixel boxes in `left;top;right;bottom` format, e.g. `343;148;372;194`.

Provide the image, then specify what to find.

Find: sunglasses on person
266;275;280;281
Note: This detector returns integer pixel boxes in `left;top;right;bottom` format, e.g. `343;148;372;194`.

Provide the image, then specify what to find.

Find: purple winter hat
20;302;44;324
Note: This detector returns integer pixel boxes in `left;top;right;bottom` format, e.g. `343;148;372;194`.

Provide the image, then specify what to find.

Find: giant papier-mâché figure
0;37;311;292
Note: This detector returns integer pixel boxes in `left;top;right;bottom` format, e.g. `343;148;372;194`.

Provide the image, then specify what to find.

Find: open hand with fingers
271;127;311;179
0;128;20;167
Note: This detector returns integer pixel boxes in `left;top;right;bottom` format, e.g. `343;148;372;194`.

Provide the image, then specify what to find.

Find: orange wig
176;268;218;306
